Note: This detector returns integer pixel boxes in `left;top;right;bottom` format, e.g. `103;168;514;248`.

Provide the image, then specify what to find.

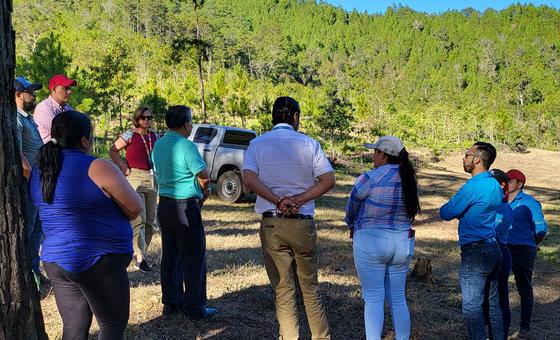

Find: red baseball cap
48;74;77;91
506;169;526;185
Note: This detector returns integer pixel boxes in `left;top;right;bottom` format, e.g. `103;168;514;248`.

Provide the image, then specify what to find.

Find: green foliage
16;32;71;98
316;86;354;159
12;0;560;152
87;40;135;133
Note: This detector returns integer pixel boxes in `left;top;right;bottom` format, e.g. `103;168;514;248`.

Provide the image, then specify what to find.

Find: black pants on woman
157;196;207;313
43;253;131;340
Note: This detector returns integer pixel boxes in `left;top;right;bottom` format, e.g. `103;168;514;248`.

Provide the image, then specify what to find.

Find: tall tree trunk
198;57;207;122
193;4;207;122
0;1;48;338
329;133;335;160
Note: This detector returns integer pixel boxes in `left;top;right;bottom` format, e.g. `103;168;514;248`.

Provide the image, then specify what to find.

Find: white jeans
353;228;412;340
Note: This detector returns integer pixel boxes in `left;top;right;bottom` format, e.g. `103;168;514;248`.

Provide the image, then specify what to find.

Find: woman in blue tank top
30;111;142;340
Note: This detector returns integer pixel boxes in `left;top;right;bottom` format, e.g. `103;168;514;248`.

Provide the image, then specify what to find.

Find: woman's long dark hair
37;110;92;204
386;148;421;221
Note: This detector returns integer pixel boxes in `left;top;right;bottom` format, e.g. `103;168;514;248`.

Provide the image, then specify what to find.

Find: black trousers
508;244;537;331
44;253;132;340
157;196;207;312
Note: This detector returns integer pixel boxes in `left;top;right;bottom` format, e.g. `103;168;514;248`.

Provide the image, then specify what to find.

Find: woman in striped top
345;135;420;340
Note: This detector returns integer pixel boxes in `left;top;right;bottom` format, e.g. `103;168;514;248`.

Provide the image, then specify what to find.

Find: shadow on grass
121;282;365;340
115;230;559;339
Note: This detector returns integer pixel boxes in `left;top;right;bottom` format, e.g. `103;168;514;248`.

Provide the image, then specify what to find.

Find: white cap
364;136;404;156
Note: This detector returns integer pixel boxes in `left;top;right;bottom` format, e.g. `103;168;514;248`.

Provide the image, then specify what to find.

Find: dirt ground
39;149;559;339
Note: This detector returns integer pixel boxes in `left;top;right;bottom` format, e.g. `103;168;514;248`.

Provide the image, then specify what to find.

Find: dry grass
40;149;560;339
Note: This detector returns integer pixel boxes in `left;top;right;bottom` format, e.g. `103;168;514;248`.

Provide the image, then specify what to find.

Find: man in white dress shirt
243;96;335;340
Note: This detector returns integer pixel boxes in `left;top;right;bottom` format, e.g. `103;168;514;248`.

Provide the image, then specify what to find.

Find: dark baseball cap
14;76;42;92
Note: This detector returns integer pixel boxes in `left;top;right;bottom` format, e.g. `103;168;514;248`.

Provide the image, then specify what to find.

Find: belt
461;237;497;251
159;196;199;203
262;212;313;220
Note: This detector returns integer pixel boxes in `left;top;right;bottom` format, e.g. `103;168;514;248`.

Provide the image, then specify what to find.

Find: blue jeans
353;228;412;340
23;184;43;274
508;245;537;332
483;242;512;339
460;241;503;340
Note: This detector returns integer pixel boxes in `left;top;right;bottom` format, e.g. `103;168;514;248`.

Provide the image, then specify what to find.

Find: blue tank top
29;149;133;273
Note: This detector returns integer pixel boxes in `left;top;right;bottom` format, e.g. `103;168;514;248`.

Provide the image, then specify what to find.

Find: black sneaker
162;304;183;317
135;260;151;273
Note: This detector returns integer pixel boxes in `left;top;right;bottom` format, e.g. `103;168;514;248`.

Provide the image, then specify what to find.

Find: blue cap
14;76;42;92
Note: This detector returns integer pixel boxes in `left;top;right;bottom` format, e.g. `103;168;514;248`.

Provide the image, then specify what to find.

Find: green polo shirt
152;130;206;199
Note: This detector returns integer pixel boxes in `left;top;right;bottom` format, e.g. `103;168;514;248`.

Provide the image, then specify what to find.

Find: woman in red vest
109;106;158;273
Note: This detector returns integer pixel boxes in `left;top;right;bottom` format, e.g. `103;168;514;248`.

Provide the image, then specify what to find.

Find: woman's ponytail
398;148;421;221
37;140;62;204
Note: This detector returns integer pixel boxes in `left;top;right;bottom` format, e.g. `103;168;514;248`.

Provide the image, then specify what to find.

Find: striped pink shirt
33;95;73;143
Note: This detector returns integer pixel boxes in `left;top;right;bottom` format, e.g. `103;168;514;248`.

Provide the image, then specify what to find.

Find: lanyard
137;130;156;168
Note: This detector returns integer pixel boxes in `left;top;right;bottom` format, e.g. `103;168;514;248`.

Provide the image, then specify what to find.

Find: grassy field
40;149;559;339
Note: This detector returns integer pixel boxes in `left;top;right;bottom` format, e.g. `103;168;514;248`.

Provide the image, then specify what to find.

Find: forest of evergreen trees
13;0;560;155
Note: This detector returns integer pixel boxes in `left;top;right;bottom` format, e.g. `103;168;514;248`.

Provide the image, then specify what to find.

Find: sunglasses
139;115;153;121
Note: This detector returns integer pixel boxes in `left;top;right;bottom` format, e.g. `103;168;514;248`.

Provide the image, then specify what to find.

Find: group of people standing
440;143;548;340
15;73;548;340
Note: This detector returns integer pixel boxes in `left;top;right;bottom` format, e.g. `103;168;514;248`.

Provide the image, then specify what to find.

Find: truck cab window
193;127;218;144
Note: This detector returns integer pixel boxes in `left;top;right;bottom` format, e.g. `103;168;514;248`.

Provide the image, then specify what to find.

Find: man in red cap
506;169;548;339
34;74;77;143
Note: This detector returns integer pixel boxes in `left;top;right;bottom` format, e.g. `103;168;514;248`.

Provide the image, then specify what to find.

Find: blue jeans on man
23;184;43;276
483;242;512;339
508;245;537;333
460;240;503;340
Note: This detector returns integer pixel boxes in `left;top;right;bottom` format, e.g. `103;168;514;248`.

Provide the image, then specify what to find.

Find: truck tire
217;170;244;203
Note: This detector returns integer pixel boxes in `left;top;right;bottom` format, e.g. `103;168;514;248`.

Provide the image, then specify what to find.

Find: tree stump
411;257;436;283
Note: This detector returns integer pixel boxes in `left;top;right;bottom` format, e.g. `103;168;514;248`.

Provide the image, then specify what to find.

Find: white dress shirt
243;123;333;216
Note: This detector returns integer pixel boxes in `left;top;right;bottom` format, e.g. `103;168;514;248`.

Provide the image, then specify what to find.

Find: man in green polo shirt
152;105;216;319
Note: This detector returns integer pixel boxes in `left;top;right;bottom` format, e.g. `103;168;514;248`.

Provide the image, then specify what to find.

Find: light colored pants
127;168;158;259
260;217;331;340
353;228;412;340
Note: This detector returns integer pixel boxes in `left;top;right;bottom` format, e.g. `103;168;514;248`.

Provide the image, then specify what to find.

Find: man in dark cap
15;76;47;289
506;169;548;339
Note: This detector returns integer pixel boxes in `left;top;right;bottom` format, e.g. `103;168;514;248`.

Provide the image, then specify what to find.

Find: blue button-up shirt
440;171;502;246
495;202;513;244
345;164;411;232
508;191;548;247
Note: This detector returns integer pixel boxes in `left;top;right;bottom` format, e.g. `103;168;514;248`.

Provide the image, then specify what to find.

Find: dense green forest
13;0;560;155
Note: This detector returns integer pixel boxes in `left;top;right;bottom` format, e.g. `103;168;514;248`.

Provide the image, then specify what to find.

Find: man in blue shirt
506;169;548;339
152;105;216;319
15;76;48;290
440;142;503;340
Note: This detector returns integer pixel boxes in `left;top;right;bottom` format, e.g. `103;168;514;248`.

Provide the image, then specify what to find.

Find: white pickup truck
188;124;257;203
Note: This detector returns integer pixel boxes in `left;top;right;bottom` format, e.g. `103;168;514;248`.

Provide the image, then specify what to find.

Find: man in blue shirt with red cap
440;141;504;340
506;169;548;340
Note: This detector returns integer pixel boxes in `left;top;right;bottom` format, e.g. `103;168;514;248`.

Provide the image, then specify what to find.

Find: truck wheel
217;171;244;203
